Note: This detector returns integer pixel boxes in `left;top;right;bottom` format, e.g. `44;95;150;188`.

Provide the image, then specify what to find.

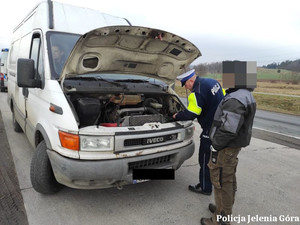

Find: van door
25;32;44;146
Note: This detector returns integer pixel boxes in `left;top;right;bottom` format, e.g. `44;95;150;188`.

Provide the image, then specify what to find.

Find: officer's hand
210;145;217;152
173;113;177;119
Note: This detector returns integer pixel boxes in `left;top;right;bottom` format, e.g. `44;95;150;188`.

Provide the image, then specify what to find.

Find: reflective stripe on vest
187;93;202;115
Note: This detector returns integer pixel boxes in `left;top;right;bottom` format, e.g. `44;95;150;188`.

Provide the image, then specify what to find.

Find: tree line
262;59;300;72
193;62;222;76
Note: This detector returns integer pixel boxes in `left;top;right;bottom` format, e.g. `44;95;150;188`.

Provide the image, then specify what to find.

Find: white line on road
253;126;300;140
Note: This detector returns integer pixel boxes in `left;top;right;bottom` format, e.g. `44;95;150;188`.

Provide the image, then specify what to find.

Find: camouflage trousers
208;147;241;224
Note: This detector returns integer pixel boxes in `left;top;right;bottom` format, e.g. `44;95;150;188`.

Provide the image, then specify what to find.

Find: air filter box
76;98;101;127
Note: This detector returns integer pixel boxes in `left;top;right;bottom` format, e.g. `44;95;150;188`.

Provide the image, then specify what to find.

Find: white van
0;48;9;92
7;0;201;194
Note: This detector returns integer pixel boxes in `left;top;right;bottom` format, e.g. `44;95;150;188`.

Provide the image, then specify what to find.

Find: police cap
176;69;195;87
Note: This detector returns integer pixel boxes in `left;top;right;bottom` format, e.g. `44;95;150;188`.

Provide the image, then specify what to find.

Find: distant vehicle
0;48;9;92
7;0;200;194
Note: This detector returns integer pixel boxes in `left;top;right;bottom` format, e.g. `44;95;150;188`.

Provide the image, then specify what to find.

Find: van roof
14;1;130;35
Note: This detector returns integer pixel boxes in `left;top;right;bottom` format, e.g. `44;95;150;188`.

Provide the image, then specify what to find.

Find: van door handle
22;88;29;97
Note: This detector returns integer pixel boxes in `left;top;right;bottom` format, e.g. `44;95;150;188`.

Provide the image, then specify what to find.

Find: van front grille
128;155;172;170
124;133;178;147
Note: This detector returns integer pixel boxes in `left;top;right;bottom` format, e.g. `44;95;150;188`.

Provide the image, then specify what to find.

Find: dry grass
254;82;300;115
255;82;300;95
253;94;300;116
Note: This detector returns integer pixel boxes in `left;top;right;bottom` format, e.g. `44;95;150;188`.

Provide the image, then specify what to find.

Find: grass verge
253;93;300;116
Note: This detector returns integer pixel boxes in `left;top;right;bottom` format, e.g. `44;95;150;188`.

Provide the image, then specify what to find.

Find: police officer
173;69;224;195
200;61;257;225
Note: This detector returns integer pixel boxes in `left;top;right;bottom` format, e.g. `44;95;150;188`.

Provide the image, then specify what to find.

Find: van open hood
59;26;201;84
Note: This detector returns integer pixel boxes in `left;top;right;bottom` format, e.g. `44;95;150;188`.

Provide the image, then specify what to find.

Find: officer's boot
209;203;216;213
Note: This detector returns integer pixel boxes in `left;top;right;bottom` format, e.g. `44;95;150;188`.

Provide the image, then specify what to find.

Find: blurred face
52;46;63;61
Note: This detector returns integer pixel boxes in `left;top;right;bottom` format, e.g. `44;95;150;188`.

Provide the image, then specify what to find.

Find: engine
69;93;184;128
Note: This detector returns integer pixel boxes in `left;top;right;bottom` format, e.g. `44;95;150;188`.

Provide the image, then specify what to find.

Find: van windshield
47;32;80;79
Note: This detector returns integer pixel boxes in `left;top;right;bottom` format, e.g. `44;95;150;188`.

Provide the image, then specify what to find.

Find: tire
30;140;63;194
12;108;23;133
0;87;4;92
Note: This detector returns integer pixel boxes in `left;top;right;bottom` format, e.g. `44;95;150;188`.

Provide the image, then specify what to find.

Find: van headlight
184;126;194;140
80;136;114;151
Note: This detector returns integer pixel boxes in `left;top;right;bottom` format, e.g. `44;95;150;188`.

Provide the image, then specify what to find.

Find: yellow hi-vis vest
187;93;202;115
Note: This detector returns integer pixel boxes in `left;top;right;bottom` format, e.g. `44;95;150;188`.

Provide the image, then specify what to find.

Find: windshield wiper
96;76;127;88
68;76;128;89
67;76;98;81
114;79;166;89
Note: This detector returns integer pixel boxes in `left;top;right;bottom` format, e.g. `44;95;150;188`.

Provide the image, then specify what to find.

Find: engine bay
67;93;185;128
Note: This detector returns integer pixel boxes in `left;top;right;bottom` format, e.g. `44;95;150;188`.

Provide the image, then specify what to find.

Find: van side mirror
17;58;42;88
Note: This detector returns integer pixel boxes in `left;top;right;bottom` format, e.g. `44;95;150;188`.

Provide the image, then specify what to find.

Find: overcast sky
0;0;299;66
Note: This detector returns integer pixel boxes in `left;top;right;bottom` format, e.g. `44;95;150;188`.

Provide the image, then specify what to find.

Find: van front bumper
47;141;194;189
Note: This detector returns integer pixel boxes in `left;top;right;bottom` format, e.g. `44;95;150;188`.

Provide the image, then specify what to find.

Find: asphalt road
0;111;28;225
252;110;300;150
253;110;300;138
1;92;300;225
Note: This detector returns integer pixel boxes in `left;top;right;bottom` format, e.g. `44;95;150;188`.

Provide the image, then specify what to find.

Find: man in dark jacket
201;61;257;225
173;69;224;195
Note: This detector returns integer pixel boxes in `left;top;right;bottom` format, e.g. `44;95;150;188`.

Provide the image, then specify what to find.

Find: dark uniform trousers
199;130;212;192
208;147;241;224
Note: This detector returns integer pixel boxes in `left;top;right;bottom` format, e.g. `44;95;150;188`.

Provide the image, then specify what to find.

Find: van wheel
30;140;63;194
12;108;23;133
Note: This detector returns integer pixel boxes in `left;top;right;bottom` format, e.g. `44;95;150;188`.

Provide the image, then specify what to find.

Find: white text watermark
217;215;300;224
